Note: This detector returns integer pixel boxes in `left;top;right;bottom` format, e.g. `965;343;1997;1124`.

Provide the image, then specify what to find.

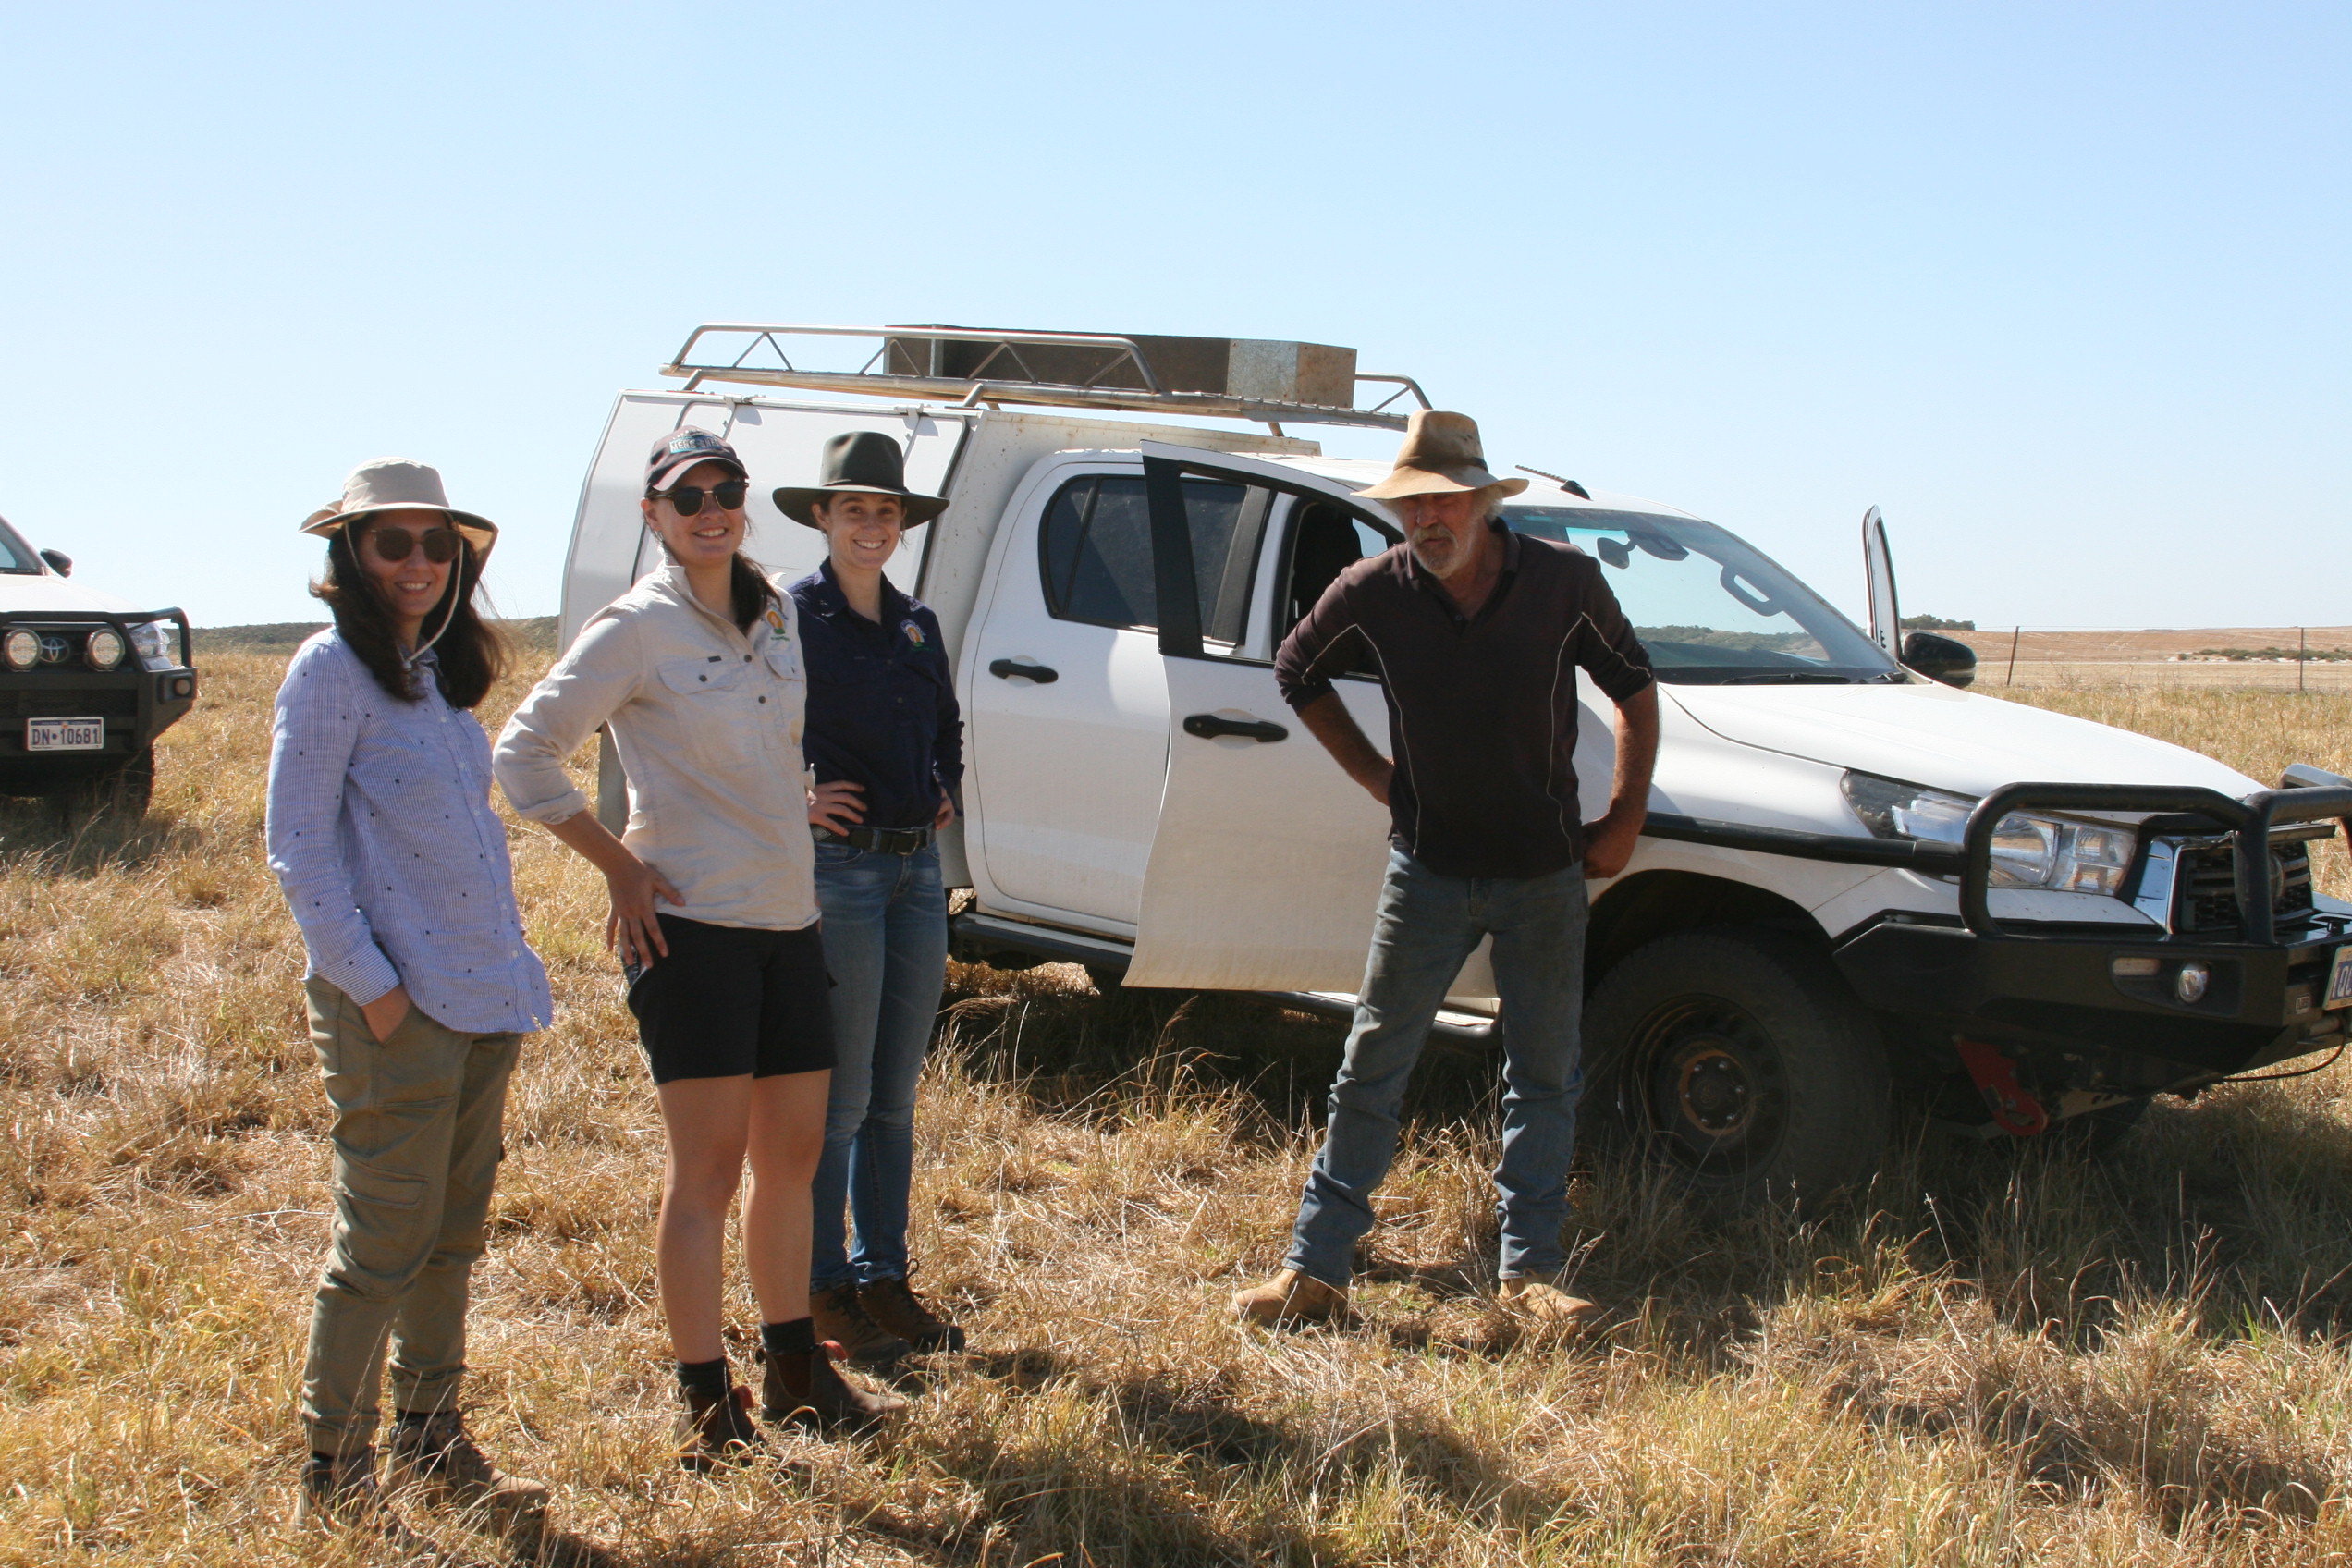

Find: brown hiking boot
858;1275;967;1353
1496;1276;1605;1329
757;1341;909;1431
675;1381;764;1473
294;1448;443;1555
811;1280;913;1366
1231;1268;1348;1328
386;1410;550;1550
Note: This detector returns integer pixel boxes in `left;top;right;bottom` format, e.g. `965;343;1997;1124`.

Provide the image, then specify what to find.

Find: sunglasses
364;525;462;564
655;480;749;517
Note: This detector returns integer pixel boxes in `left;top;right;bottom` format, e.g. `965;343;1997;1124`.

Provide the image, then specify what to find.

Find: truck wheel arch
1586;870;1825;989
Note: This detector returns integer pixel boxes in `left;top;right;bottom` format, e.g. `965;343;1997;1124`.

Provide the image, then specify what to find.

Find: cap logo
668;431;726;456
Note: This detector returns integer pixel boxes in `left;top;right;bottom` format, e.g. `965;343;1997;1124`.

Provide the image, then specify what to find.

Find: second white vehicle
557;323;2352;1210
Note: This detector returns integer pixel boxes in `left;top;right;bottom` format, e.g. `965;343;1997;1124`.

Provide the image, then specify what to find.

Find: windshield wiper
1717;671;1860;685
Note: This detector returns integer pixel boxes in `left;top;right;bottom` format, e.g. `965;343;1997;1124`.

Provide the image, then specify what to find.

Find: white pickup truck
557;323;2352;1210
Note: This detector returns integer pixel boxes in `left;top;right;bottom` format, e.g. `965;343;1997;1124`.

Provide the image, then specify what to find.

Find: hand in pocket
361;986;413;1043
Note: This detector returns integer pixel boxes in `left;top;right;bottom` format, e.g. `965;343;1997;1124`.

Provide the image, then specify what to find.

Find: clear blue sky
1;3;2344;631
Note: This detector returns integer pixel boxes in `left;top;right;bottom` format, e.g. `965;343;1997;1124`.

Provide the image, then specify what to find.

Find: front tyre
1585;927;1891;1215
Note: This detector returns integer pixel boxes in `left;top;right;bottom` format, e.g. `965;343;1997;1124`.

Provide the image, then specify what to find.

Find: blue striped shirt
265;631;552;1034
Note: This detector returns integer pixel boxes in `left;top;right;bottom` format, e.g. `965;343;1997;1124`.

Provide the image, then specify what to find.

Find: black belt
815;824;935;855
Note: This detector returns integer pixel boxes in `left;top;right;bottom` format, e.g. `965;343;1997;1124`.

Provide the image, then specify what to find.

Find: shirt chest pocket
659;656;777;771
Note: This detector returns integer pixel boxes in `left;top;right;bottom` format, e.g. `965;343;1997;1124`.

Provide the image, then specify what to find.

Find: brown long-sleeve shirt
1273;526;1654;879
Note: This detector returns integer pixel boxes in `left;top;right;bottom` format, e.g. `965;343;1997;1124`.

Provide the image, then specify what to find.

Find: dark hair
728;552;772;632
312;520;509;708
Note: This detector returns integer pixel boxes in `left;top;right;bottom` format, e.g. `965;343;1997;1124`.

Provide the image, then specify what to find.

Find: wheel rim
1621;996;1788;1175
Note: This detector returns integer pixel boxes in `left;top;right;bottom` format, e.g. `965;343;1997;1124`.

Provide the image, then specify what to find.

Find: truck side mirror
38;549;70;577
1901;630;1976;688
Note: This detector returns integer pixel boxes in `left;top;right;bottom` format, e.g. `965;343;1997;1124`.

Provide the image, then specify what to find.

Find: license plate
26;717;103;752
2327;945;2352;1010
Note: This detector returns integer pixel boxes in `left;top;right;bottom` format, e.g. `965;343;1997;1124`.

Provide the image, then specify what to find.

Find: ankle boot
858;1275;968;1353
675;1381;764;1473
757;1341;909;1431
810;1280;913;1366
386;1410;549;1549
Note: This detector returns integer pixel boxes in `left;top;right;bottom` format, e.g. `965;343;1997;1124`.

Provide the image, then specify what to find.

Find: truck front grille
2174;839;2316;934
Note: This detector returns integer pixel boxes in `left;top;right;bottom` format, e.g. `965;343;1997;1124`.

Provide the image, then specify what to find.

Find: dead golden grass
2;660;2350;1563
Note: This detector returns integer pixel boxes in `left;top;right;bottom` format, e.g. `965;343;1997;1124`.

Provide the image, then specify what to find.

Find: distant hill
200;616;558;655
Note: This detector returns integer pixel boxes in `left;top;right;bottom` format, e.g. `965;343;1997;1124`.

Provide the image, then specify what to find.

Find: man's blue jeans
1286;847;1590;1288
810;841;949;1292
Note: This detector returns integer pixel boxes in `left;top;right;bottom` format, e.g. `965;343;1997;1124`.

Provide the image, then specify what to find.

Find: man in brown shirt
1232;410;1660;1329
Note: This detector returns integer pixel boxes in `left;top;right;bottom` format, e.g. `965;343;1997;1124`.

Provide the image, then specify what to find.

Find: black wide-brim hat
773;430;949;528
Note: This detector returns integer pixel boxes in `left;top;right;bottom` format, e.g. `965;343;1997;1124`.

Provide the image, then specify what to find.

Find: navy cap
646;426;747;494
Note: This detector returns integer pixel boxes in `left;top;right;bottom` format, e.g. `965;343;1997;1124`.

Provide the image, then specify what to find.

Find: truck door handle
988;658;1059;683
1182;713;1288;742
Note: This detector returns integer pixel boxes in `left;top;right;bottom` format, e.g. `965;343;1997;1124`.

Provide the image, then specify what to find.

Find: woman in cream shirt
494;428;900;1472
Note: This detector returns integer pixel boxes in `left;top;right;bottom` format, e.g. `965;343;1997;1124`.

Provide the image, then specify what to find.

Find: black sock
676;1356;730;1398
761;1317;815;1358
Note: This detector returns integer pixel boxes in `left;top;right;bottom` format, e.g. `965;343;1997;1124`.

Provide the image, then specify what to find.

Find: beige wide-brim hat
1357;410;1530;502
300;458;499;561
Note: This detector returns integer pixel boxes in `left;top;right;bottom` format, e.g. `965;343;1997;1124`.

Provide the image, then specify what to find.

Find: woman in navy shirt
777;432;968;1363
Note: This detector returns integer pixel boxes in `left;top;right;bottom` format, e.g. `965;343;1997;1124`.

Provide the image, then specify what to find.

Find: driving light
128;619;180;671
3;629;37;670
84;628;125;670
2176;962;2211;1003
1843;771;2138;897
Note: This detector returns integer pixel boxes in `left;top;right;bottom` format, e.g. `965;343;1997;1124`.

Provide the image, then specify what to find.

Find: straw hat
773;432;949;529
1357;410;1527;502
300;459;498;560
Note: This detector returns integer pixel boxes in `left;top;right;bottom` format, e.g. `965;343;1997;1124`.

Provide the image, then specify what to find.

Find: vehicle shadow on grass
0;793;196;876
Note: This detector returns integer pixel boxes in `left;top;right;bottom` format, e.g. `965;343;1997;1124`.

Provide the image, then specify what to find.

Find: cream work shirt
494;560;816;930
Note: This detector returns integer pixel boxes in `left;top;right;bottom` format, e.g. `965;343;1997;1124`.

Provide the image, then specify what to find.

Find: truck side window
1039;475;1270;647
1280;500;1397;675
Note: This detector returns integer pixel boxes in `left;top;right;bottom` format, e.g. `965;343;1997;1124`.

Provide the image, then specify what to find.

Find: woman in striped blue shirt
265;459;553;1551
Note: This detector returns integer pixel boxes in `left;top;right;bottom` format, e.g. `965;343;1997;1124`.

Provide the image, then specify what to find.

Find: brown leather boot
1495;1276;1606;1329
386;1410;549;1550
757;1340;909;1431
1231;1268;1348;1327
293;1448;442;1556
675;1381;764;1473
810;1280;913;1366
858;1275;968;1353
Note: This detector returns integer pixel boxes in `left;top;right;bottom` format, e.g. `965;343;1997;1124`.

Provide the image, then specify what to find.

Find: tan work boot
859;1275;968;1353
811;1281;913;1366
1495;1276;1605;1329
1231;1268;1348;1327
386;1410;550;1550
294;1447;439;1555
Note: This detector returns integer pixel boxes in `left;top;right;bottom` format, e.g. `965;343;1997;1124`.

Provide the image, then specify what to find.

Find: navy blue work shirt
790;560;965;832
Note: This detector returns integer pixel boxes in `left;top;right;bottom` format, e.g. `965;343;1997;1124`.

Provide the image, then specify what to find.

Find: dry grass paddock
5;657;2352;1565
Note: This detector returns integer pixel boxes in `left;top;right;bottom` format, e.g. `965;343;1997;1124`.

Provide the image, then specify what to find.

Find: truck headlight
128;619;181;671
85;628;125;670
3;629;37;669
1841;771;2138;896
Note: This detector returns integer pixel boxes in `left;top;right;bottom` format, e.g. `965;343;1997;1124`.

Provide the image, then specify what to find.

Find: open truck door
1862;504;1899;659
1122;442;1498;999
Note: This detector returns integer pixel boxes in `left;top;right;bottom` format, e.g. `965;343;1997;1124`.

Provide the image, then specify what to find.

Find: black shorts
624;914;836;1084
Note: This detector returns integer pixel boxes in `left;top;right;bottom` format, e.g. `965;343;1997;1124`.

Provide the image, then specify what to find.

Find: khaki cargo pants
301;976;522;1459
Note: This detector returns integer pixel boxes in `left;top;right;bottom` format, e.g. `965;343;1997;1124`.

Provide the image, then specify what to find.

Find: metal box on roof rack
882;329;1356;409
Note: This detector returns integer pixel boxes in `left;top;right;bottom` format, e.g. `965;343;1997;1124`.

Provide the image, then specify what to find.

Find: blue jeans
810;841;949;1292
1286;847;1590;1288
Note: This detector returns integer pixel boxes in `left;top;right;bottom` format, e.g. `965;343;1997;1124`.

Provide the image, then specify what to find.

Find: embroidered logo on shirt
766;606;789;636
900;619;925;649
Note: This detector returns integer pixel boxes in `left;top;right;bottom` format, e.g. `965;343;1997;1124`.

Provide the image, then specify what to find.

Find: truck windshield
0;517;36;575
1501;508;1900;685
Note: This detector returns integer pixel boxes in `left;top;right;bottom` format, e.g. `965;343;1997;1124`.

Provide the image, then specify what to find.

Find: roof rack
658;323;1430;433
